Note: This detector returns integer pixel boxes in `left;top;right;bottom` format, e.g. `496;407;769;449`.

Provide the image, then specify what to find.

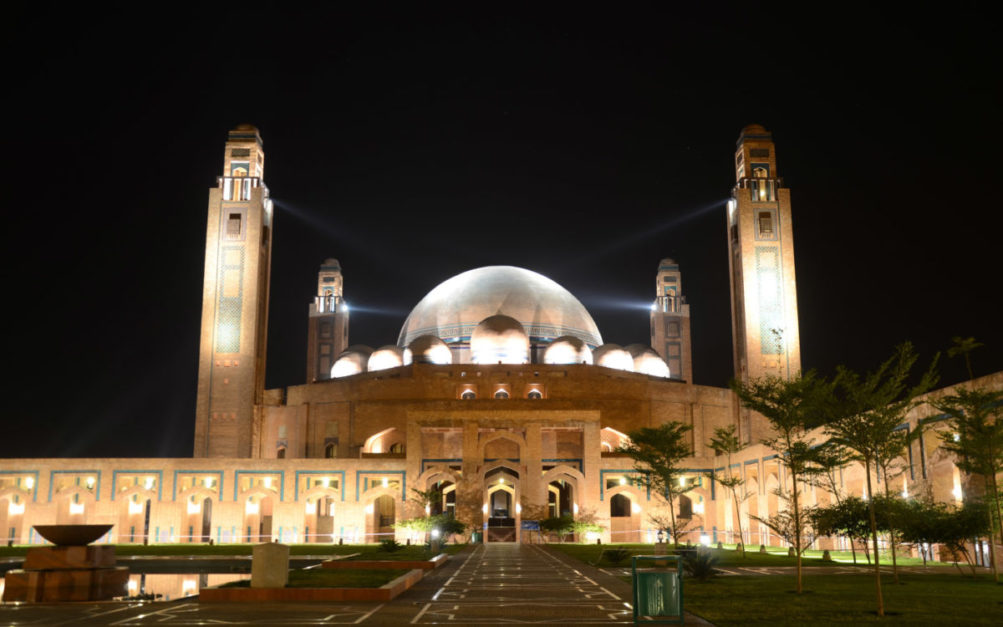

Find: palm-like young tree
731;371;831;594
619;422;694;547
932;385;1003;583
825;342;938;616
708;425;749;557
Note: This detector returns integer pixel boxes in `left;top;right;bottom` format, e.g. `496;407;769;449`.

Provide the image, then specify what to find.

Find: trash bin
470;531;481;544
631;555;683;624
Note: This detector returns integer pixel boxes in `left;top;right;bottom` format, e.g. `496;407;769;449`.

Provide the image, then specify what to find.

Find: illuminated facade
1;125;998;555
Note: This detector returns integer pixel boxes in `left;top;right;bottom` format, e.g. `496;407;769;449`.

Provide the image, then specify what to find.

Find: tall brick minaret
650;258;692;382
727;125;802;438
306;258;349;382
193;125;273;458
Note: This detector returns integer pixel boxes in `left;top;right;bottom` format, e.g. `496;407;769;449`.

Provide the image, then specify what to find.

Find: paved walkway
0;544;713;625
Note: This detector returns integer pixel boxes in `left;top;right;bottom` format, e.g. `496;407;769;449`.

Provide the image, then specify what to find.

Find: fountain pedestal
2;525;128;603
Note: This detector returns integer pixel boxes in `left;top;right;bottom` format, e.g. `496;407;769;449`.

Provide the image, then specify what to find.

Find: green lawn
547;543;949;569
220;568;410;588
0;543;467;559
685;574;1003;625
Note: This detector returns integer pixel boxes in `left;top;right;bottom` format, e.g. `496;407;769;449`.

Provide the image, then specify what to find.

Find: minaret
650;258;692;381
727;124;802;393
306;258;349;381
193;125;273;458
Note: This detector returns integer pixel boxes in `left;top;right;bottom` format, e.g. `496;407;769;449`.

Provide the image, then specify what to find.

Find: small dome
741;123;768;135
626;344;671;378
408;335;453;365
331;345;373;378
470;315;530;364
543;336;593;365
368;345;412;372
594;344;634;372
234;123;259;131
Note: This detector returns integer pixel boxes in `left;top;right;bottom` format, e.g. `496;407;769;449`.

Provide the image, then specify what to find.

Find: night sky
3;5;1000;458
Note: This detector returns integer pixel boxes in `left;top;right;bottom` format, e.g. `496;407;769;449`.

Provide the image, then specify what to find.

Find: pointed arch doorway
484;466;520;542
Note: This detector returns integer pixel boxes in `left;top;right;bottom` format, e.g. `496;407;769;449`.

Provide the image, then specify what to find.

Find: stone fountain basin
33;524;112;546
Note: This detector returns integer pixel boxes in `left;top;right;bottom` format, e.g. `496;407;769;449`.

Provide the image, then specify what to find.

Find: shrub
682;548;720;582
601;547;632;565
379;538;403;553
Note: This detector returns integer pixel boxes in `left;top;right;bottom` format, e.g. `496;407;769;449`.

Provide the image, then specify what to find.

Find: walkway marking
48;603;142;625
353;604;384;624
530;544;622;601
410;603;432;624
411;543;632;624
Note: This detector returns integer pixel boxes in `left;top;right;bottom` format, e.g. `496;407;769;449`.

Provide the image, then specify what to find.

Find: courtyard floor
0;543;710;625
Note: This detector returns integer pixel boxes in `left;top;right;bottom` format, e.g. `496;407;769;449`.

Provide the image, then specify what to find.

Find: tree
873;425;915;581
931;384;1003;583
540;515;575;542
732;371;831;594
947;336;983;380
895;498;943;567
753;497;818;562
824;342;938;615
811;496;873;564
397;487;444;543
806;443;860;562
707;425;750;557
647;510;696;547
898;499;991;576
618;422;695;547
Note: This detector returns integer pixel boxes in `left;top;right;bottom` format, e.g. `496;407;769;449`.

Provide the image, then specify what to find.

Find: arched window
389;442;405;454
678;494;693;519
494;389;510;399
610;493;632;518
527;389;542;399
276;447;286;459
461;390;476;400
324;443;336;458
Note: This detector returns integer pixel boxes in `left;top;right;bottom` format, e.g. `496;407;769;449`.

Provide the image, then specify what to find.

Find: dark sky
3;5;1000;458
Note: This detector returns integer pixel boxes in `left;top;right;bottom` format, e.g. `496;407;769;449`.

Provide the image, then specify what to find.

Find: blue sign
521;520;541;531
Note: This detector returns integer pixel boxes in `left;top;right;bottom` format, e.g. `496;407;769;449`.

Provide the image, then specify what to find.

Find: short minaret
193;125;273;458
306;258;349;381
650;258;692;381
727;124;802;391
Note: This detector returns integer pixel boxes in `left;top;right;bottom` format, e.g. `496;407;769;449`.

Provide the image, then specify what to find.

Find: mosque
1;125;998;552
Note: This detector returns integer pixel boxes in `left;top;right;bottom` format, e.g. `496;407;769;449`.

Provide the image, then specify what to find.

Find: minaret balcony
218;176;268;202
313;294;346;315
734;176;781;203
652;295;678;313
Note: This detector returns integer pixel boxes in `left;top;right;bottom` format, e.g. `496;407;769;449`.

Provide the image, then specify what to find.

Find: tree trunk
988;470;1002;583
865;462;885;617
790;471;803;594
732;490;746;558
881;476;900;584
668;492;679;548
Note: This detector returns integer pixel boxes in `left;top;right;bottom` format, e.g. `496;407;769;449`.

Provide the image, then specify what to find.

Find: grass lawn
685;574;1003;625
0;543;467;559
220;568;410;588
547;543;950;569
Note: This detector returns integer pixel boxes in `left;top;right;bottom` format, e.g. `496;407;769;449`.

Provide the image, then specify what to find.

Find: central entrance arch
483;465;520;542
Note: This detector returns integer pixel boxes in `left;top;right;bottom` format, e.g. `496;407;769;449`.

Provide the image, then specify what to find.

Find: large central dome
398;266;602;355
